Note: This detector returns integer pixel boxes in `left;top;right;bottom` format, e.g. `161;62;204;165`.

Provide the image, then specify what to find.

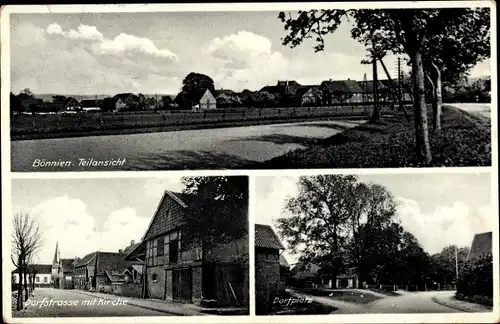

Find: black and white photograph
8;175;249;318
5;4;493;171
254;173;494;315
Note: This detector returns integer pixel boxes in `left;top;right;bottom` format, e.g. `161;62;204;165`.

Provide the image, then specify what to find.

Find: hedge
456;253;493;306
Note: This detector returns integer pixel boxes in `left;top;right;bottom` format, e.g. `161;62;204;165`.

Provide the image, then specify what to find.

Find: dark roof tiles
255;224;284;250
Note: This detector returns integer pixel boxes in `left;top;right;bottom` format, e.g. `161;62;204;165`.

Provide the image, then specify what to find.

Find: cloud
46;23;177;61
28;196;150;263
10;22;181;94
204;31;288;90
396;197;493;254
47;23;103;41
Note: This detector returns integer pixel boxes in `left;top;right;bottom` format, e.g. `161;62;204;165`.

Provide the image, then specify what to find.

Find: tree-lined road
11;119;365;171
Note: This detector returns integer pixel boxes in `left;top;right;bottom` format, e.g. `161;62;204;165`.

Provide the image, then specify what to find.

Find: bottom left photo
8;175;249;318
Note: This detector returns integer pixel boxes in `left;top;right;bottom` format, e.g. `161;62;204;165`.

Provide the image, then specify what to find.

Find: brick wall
147;266;165;300
165;270;173;301
120;283;142;298
192;266;203;305
255;251;281;315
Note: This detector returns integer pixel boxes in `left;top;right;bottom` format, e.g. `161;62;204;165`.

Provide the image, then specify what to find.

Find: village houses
124;190;249;307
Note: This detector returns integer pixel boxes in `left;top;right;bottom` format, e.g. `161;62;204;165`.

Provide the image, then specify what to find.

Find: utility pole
397;57;402;99
372;45;379;121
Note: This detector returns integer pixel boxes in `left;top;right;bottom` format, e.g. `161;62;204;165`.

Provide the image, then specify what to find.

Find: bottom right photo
254;172;494;315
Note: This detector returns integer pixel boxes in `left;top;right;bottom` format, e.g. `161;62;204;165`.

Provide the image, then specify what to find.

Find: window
44;277;48;283
152;274;158;282
157;237;164;256
35;276;40;283
169;239;179;263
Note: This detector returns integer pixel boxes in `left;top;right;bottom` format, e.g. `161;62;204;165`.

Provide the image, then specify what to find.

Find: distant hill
33;93;176;102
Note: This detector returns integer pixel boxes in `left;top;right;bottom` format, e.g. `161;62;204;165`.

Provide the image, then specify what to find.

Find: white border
2;1;499;323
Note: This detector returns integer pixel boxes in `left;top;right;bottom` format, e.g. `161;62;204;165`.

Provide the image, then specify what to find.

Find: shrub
456;253;493;306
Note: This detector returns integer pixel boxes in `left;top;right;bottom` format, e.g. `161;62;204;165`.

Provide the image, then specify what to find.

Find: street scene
255;173;494;315
7;5;492;171
9;176;249;318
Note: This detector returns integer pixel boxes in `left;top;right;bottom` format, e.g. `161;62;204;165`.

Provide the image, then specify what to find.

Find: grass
253;105;491;168
296;288;381;304
366;287;400;297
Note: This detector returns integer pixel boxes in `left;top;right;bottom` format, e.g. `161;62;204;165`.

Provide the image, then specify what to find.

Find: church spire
53;242;60;264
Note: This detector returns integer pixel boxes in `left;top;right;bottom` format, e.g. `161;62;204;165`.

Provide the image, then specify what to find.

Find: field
11;105;378;140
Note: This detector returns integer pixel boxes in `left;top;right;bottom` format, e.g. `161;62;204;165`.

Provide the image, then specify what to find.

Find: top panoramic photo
5;3;493;172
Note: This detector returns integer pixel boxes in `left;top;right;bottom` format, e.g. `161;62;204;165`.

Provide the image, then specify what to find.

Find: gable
199;89;216;103
142;191;189;241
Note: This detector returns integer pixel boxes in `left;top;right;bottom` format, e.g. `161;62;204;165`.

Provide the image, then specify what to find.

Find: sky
10;177;187;264
255;173;494;265
9;11;491;95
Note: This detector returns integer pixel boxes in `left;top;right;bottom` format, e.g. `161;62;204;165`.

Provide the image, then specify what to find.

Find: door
172;268;192;303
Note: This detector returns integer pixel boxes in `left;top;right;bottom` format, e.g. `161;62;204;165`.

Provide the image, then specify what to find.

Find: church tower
51;242;62;288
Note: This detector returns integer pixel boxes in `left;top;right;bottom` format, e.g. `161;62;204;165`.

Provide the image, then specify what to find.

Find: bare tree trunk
431;62;443;132
17;267;23;311
425;72;438;133
410;51;432;164
23;270;29;301
371;56;380;122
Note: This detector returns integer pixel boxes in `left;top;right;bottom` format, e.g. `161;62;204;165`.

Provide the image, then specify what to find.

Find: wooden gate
172;268;192;303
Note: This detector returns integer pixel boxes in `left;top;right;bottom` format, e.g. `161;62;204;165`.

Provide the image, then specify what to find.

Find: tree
181;176;248;251
181;72;215;94
18;88;34;101
10;92;20;116
52;95;67;103
278;8;488;164
11;213;43;311
430;245;469;286
276;175;400;282
421;8;490;132
137;93;147;110
254;91;275;108
100;97;116;112
217;93;243;108
161;95;173;109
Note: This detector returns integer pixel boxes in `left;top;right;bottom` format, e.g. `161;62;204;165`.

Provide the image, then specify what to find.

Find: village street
11;119;365;171
13;288;169;317
289;288;492;314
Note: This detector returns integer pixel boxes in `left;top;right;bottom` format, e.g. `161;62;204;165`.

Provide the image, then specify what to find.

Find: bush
456;254;493;306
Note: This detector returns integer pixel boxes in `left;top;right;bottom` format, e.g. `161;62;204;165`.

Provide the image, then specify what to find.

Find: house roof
96;252;129;275
255;224;284;250
175;89;216;104
73;252;98;268
13;264;52;274
358;80;388;93
61;258;76;272
291;261;320;279
322;80;363;93
64;97;81;106
140;190;190;242
467;231;492;261
105;270;127;283
295;86;321;98
20;98;44;109
114;93;138;102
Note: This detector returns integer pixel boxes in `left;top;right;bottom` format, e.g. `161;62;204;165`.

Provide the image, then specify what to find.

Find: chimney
131;240;135;246
119;249;123;254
